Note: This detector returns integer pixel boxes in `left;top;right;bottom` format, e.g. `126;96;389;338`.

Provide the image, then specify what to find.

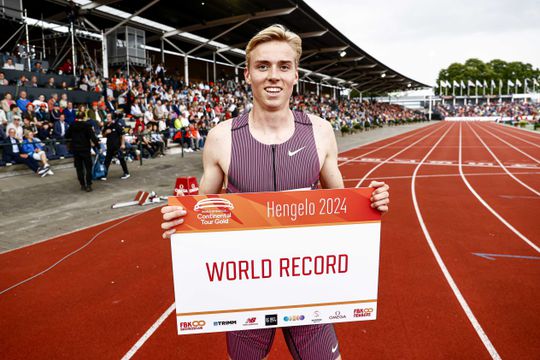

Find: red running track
0;121;539;359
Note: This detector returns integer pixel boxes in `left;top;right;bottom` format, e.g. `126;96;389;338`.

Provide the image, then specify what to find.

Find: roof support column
101;30;108;78
184;55;189;85
296;80;300;95
213;52;216;83
160;37;165;64
235;66;238;83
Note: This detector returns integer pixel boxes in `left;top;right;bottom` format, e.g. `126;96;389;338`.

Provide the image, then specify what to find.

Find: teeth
265;87;282;93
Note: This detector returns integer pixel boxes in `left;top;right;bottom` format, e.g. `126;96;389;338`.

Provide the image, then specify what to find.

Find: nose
267;65;279;81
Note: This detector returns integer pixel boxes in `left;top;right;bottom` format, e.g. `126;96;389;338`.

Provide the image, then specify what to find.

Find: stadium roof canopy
29;0;429;94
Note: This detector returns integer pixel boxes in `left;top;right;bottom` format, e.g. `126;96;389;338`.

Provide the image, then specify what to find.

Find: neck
250;101;292;131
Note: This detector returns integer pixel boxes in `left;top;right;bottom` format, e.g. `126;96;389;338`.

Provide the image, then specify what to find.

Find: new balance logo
288;147;305;156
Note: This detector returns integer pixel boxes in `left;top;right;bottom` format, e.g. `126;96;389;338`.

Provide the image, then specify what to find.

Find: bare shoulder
307;113;334;134
204;120;233;169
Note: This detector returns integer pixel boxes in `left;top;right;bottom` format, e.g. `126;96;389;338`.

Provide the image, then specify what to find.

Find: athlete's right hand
161;206;187;239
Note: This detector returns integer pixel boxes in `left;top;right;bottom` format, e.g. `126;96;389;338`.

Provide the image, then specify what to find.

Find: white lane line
338;122;441;167
411;123;502;359
493;122;540;140
459;123;540;253
121;302;176;360
467;122;540;196
0;208;155;296
343;171;540;182
475;124;540;164
489;124;540;148
355;123;447;187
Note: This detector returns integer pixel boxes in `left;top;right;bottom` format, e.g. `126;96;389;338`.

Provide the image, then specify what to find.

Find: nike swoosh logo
288;147;305;156
332;344;339;353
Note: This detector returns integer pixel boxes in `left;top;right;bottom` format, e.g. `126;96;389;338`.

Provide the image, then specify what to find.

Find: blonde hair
245;24;302;68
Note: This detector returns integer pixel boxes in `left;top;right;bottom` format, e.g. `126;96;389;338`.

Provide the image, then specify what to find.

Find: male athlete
161;24;390;360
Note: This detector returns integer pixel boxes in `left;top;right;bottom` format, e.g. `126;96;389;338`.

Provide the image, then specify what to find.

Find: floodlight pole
101;30;108;79
428;95;432;121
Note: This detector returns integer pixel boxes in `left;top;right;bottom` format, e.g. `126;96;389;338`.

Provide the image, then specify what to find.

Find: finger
163;209;187;221
368;181;385;188
376;205;389;213
161;218;184;230
371;191;389;202
161;205;183;214
373;184;389;194
162;228;176;239
371;198;389;208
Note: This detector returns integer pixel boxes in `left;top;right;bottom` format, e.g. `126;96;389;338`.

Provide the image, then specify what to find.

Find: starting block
174;176;199;196
112;190;168;209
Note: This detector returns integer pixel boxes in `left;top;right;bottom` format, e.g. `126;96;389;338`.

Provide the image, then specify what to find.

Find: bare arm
161;122;229;238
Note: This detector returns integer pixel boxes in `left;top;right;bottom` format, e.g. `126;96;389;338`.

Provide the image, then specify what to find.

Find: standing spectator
48;93;59;110
65;117;100;192
101;113;130;180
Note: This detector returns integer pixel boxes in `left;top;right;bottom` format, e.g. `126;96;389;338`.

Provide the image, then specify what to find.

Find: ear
244;66;251;85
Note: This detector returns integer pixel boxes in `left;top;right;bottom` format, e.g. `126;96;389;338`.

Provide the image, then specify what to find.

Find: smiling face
244;40;298;112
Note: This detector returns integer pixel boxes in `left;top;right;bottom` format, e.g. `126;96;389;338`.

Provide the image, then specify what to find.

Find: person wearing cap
87;101;105;123
66;112;100;192
50;103;62;123
3;128;49;176
36;103;50;123
22;130;53;176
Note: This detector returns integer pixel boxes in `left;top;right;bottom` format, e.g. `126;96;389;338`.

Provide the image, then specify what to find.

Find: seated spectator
32;94;48;110
53;114;69;139
3;128;49;176
7;116;23;140
59;93;68;109
7;103;21;124
3;58;15;69
0;72;8;85
58;58;73;75
16;75;28;87
22;130;53;175
86;101;105;123
63;101;76;125
29;75;39;87
45;77;56;89
149;123;165;157
37;121;53;141
50;103;62;122
48;93;59;110
16;91;30;112
1;92;15;112
32;61;44;73
36;103;50;122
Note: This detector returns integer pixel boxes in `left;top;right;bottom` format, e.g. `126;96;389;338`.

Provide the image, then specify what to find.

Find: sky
305;0;540;86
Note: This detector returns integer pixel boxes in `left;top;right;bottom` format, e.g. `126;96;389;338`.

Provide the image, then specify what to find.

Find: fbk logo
354;308;374;318
265;314;278;326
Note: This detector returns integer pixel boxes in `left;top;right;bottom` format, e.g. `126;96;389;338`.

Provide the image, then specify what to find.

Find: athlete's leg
283;324;341;360
227;329;276;360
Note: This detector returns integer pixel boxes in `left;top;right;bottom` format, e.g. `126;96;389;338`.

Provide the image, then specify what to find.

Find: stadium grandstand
0;0;430;171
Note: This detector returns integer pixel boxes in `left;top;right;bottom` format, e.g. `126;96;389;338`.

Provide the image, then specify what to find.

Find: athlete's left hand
369;181;389;213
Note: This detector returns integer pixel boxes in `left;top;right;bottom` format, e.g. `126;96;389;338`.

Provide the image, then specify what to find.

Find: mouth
264;87;283;95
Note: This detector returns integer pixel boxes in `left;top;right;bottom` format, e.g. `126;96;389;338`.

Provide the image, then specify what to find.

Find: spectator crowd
436;101;540;120
1;57;426;176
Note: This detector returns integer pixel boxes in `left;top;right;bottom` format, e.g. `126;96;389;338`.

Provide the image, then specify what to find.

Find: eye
257;64;268;71
281;64;291;71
